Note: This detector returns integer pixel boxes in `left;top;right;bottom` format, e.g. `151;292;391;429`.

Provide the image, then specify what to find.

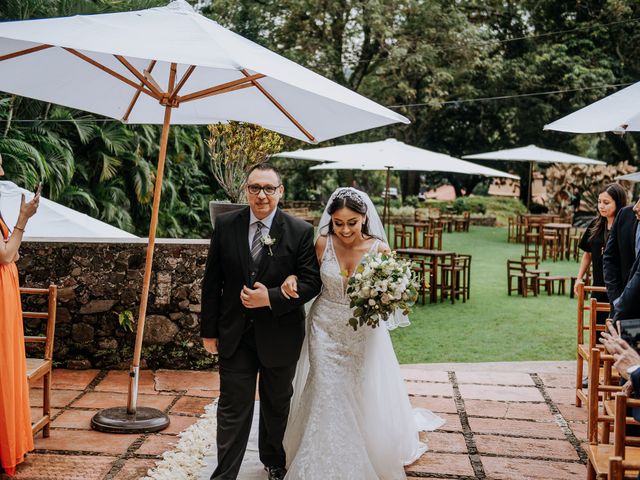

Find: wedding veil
318;187;410;330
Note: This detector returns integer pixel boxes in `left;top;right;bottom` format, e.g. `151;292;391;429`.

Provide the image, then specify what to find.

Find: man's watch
627;365;640;376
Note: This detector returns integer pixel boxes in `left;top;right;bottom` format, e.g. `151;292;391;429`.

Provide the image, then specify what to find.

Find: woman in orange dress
0;154;40;477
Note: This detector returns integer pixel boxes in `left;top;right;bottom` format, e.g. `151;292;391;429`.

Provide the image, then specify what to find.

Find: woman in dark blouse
575;183;628;321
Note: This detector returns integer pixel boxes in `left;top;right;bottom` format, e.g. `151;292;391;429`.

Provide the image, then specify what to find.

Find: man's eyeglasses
247;184;281;196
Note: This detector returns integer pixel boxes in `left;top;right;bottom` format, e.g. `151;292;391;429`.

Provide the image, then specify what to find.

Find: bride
279;187;444;480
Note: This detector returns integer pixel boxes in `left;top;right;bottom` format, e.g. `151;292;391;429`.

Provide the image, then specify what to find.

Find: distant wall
18;238;215;370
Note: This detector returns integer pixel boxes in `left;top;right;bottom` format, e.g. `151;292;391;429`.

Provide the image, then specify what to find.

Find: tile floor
9;361;586;480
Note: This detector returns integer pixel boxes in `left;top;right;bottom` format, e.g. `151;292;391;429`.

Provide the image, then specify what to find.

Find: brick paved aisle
11;361;586;480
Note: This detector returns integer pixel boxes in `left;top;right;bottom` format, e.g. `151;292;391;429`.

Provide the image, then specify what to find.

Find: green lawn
390;226;579;364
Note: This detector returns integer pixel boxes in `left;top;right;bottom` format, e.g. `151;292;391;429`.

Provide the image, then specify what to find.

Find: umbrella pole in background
527;161;533;211
92;65;178;434
383;166;392;239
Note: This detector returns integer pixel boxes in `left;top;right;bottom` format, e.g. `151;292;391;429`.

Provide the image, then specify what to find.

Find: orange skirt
0;261;33;475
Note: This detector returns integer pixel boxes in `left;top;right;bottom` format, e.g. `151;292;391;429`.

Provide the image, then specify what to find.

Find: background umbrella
616;172;640;182
462;145;604;209
544;82;640;134
0;180;137;239
0;0;408;432
278;139;518;232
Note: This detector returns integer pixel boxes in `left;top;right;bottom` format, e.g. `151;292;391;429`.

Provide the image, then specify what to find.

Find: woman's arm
0;190;40;264
573;252;592;297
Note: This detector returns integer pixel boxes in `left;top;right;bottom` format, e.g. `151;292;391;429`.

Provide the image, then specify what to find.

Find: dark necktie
250;221;265;262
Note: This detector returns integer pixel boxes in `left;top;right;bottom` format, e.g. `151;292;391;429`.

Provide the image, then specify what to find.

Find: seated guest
601;321;640;400
603;195;640;316
574;183;627;329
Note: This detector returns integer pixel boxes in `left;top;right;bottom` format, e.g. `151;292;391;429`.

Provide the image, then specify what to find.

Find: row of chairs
572;283;640;478
507;214;564;243
414;210;471;233
401;253;472;305
393;222;444;250
506;255;577;297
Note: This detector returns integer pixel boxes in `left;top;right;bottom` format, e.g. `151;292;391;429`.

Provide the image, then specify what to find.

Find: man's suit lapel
256;209;286;280
235;207;251;285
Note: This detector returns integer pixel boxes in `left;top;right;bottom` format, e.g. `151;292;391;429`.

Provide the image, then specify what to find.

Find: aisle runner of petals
144;400;265;480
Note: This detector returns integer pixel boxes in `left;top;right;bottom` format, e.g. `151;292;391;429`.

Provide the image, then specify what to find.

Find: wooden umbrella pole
127;65;177;414
127;103;172;414
384;166;392;239
527;161;533;211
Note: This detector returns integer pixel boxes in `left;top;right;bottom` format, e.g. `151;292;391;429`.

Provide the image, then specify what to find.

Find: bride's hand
281;275;299;299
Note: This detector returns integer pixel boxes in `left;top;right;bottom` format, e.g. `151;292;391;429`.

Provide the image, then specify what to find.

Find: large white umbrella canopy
544;82;640;134
0;0;407;142
0;0;408;426
462;144;604;208
0;181;137;239
462;144;605;165
278;138;519;178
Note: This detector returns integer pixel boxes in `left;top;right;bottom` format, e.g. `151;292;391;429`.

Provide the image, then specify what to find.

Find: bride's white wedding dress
283;235;444;480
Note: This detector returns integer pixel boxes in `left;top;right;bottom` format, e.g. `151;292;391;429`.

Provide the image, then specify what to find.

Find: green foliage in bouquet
346;252;418;331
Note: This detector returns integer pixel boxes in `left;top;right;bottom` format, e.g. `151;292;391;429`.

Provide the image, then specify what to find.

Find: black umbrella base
91;406;170;434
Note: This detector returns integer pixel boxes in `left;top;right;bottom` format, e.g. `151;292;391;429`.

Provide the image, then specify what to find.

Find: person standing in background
0;154;41;477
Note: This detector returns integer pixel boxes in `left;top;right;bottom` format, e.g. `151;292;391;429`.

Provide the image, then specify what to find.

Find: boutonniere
260;234;276;256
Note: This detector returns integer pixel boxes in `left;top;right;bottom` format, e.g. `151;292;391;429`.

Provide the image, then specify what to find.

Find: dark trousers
211;326;296;480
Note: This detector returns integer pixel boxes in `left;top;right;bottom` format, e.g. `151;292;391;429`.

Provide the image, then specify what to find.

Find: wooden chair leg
43;371;51;437
575;354;583;408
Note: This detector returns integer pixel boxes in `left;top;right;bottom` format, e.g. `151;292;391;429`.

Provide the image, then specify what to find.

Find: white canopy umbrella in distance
616;172;640;182
277;138;519;230
0;181;137;239
463;144;604;208
544;82;640;134
0;0;408;433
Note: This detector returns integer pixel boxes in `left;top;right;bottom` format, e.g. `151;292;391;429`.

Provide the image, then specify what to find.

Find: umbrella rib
169;65;196;102
114;55;164;99
63;48;159;100
178;73;265;103
123;60;157;123
240;69;315;143
0;44;53;62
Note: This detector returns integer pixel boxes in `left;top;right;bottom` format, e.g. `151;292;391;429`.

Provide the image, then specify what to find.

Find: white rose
368;299;376;306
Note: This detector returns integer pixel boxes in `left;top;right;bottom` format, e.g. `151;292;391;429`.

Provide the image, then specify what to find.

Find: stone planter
209;201;246;229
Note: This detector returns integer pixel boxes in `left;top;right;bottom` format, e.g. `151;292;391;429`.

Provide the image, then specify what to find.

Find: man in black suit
603;197;640;315
612;251;640;320
201;163;321;480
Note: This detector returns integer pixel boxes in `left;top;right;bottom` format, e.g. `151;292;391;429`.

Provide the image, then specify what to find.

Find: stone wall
18;238;214;370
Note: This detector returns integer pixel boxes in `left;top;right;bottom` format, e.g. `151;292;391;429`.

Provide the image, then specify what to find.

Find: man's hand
600;321;640;380
203;338;219;355
241;282;271;309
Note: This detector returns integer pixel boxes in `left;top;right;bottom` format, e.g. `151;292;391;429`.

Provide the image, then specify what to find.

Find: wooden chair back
22;285;57;438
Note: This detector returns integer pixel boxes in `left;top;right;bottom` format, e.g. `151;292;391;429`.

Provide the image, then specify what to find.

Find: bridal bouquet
346;251;418;331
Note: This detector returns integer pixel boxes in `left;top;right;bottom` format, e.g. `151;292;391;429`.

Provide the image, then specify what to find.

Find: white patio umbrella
616;172;640;182
0;180;137;238
544;82;640;134
0;0;408;432
462;144;604;208
277;138;518;229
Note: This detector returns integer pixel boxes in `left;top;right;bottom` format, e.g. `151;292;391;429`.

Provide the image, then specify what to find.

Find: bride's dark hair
325;190;375;238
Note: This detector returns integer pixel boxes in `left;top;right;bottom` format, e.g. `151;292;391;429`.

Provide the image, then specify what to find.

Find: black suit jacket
613;252;640;320
200;207;321;367
604;206;638;303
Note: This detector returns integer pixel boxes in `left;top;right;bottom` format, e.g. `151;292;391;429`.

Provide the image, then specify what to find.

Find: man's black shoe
265;466;287;480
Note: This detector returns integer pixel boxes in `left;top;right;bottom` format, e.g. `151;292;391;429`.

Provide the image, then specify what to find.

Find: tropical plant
207;122;283;203
545;161;637;214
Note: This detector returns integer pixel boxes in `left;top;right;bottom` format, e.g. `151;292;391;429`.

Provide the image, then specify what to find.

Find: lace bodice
319;235;379;305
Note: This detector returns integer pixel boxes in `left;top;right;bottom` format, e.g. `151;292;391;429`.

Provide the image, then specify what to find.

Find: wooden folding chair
507;259;538;297
575;289;609;407
393;224;412;249
22;285;58;438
